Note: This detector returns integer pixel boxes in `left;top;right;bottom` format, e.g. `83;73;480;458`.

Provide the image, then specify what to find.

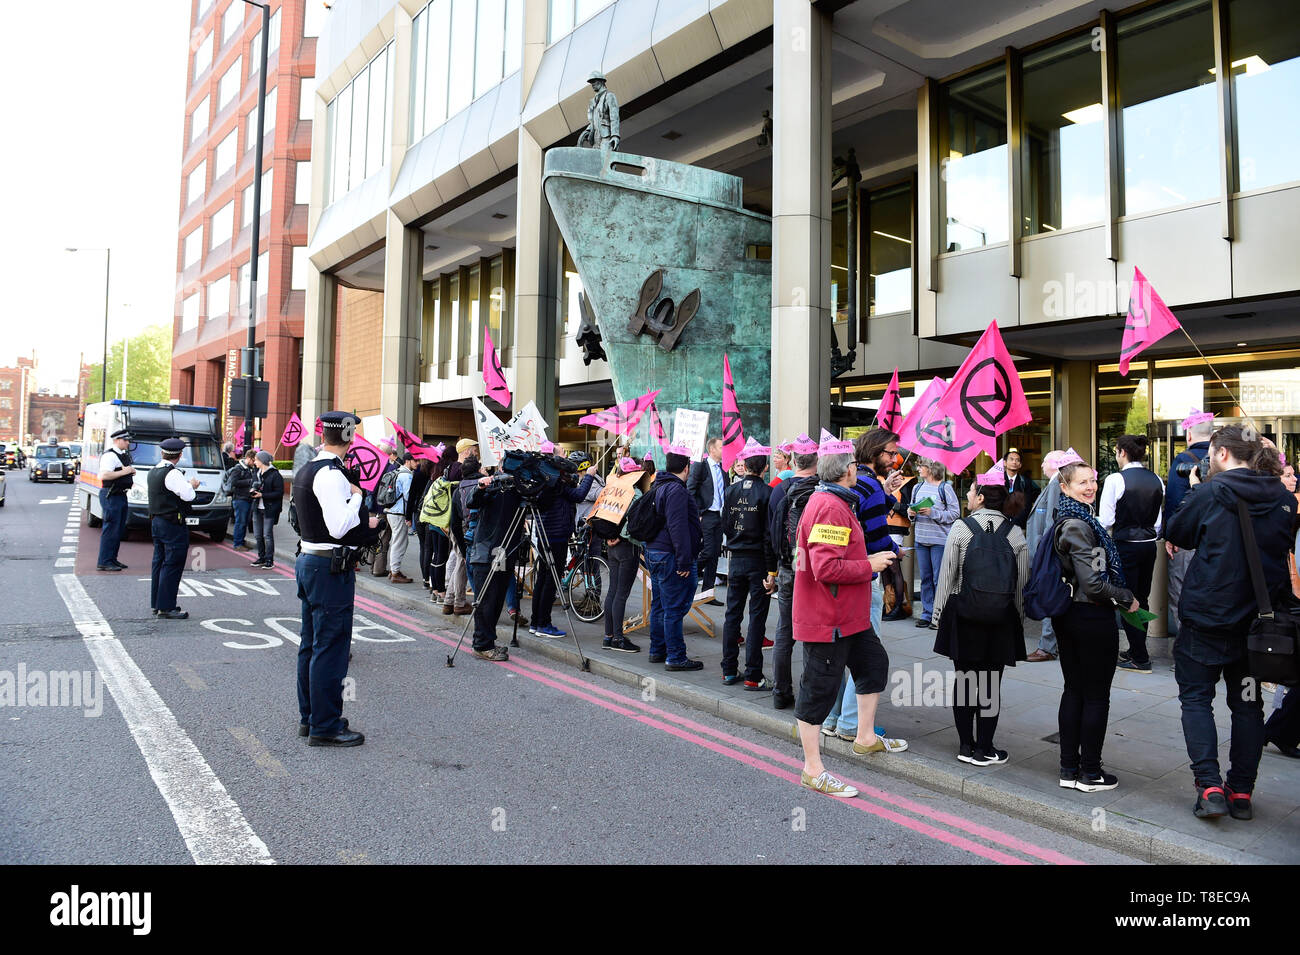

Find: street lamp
242;0;270;446
65;247;111;402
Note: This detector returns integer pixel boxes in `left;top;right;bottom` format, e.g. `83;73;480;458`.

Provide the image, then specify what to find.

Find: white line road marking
52;574;274;865
62;537;78;543
59;546;76;553
39;496;71;504
54;558;74;567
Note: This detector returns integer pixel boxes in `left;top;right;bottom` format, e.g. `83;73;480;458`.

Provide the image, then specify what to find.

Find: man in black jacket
230;450;257;551
465;473;528;661
250;450;283;568
687;437;729;604
1165;425;1296;820
720;445;776;690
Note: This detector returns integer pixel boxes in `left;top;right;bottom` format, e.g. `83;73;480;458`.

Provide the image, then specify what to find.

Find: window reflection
868;183;912;315
447;0;475;116
1229;0;1300;191
944;64;1008;250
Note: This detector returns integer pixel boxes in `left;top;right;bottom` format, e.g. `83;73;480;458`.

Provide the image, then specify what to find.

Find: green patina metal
542;147;771;453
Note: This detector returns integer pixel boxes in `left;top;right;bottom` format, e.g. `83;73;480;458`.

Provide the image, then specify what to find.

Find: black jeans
471;558;515;651
1116;539;1156;666
1174;637;1265;792
530;538;570;628
253;508;275;564
952;661;1004;750
603;540;640;638
721;553;771;681
698;511;722;592
773;565;795;700
1266;684;1300;750
427;528;449;592
1053;602;1119;774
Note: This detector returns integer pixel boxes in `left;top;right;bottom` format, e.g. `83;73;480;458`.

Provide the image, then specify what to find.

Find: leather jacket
1053;519;1135;607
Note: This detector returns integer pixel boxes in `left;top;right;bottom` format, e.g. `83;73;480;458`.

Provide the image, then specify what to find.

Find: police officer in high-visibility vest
148;437;199;619
295;411;380;747
96;428;136;572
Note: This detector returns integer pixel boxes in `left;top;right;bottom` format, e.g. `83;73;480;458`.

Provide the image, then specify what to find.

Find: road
0;475;1137;864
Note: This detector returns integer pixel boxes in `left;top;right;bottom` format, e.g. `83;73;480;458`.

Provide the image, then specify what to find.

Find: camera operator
465;469;528;661
528;450;595;638
1165;424;1295;819
1164;410;1216;635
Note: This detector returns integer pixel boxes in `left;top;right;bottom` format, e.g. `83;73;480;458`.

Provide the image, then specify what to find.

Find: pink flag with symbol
873;367;904;434
280;413;305;448
934;320;1032;457
386;418;442;462
483;327;512;408
648;401;670;452
314;417;323;436
233;422;245;451
343;432;386;494
719;353;746;471
579;388;661;437
1120;267;1182;376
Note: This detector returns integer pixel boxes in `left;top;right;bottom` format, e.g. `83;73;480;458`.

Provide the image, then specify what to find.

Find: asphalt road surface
0;476;1137;865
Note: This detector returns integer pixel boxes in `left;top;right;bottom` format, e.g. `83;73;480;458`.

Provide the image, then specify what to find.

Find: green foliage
84;323;172;404
273;460;292;470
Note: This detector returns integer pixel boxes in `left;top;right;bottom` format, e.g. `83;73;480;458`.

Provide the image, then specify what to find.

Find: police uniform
295;411;374;746
96;428;134;571
148;437;197;619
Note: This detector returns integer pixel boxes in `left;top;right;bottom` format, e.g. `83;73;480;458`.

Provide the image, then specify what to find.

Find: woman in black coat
251;450;284;569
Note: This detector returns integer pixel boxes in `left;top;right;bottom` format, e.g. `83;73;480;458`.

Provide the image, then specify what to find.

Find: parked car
0;467;6;506
30;444;75;483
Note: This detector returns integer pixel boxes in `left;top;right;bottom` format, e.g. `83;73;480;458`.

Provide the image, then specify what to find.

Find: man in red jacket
794;439;907;798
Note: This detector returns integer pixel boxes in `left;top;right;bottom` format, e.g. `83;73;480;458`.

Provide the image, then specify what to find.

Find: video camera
498;449;579;501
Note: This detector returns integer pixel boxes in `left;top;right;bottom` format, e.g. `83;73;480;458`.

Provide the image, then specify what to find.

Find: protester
230;449;257;552
769;446;794;487
465;469;528;661
646;446;704;671
1051;459;1138;793
793;439;905;799
931;468;1029;765
687;437;729;604
1024;448;1076;661
427;444;460;605
883;463;916;621
1099;434;1165;674
1165;410;1216;636
370;439;401;578
386;453;416;584
530;452;595;638
1165;425;1294;820
720;442;776;691
909;458;959;628
766;435;819;709
1003;448;1038;528
250;450;283;568
600;457;648;653
222;441;239;470
443;440;480;615
408;458;433;587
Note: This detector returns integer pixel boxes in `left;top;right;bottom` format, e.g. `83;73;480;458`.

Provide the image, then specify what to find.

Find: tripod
445;497;590;671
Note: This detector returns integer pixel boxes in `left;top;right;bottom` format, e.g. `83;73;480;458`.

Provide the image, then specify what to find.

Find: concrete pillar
380;212;423;425
301;268;336;429
770;0;833;441
1055;359;1094;457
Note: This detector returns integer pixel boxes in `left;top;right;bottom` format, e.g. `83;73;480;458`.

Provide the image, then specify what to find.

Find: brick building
29;395;83;445
170;0;327;451
0;356;36;445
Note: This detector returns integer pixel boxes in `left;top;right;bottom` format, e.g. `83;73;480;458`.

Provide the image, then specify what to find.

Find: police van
78;400;233;542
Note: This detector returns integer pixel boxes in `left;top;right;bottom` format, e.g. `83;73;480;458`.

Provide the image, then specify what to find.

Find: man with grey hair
1164;412;1215;636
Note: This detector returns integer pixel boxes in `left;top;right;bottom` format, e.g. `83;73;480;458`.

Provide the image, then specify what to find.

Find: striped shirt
910;480;960;546
852;473;899;556
931;508;1029;624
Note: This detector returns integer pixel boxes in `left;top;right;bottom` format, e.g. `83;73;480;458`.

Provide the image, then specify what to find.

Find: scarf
817;481;861;508
1056;494;1127;588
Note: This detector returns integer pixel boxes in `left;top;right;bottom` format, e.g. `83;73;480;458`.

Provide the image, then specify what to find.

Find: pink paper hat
377;438;397;453
1182;408;1215;430
666;443;693;457
739;437;771;460
618;456;643;473
791;433;818;454
1042;447;1084;472
976;458;1007;486
433;442;447;457
539;440;556;453
818;430;854;456
777;441;794;455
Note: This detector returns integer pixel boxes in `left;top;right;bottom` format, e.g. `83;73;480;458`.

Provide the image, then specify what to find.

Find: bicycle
515;518;607;623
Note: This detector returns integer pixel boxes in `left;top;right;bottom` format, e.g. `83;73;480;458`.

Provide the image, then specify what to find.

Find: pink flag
314;416;323;436
719;353;746;471
934;320;1033;457
343;432;386;494
898;376;981;473
648;401;670;452
233;422;246;451
386;417;442;462
1120;267;1182;376
873;368;903;434
579;388;661;437
483;327;511;408
280;413;305;448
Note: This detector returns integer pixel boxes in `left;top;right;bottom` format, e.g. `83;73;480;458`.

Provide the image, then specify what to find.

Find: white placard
473;396;551;467
672;408;710;462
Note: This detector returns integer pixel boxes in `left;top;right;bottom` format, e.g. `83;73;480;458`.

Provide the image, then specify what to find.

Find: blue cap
160;437;187;454
319;411;360;442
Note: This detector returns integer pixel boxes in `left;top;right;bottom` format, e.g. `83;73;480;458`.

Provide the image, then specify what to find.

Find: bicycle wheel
566;555;608;622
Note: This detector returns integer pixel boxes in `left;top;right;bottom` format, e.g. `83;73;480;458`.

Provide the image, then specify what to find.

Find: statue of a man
577;70;620;150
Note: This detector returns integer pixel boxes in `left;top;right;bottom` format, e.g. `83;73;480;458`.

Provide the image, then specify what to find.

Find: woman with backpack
1051;459;1138;794
409;459;433;588
931;468;1029;766
420;446;457;605
909;458;960;629
597;457;652;653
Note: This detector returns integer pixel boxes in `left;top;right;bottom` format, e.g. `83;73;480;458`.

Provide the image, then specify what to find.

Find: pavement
286;522;1300;866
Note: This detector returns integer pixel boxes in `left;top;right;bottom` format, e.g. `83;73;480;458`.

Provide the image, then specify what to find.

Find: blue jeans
1174;640;1265;792
97;490;127;565
295;553;355;736
1038;616;1058;655
825;577;884;733
915;542;945;622
646;549;697;666
232;498;252;547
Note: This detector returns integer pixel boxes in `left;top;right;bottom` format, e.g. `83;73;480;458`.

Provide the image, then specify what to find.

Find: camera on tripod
497;449;579;501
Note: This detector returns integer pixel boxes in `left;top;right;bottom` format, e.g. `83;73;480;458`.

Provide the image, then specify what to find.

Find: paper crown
376;438;397;453
1182;408;1215;430
432;442;447;457
777;441;794;455
539;440;555;454
975;458;1007;486
1042;447;1084;472
617;456;644;473
790;433;819;454
739;437;771;460
666;443;693;457
817;429;854;456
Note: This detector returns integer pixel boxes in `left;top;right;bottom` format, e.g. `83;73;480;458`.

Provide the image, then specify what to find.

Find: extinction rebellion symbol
345;443;381;487
282;418;303;445
915;393;973;455
957;357;1014;439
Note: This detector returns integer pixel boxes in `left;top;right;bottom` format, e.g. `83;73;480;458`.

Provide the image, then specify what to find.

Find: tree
84;323;172;404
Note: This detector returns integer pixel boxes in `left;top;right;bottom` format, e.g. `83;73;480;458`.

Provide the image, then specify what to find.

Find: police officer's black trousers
150;517;189;612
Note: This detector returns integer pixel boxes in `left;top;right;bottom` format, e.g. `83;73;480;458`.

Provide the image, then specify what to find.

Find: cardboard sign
589;469;645;527
473;397;550;466
672;408;710;462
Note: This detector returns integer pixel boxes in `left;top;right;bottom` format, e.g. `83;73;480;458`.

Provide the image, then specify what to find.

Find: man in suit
687;437;729;606
1004;448;1039;528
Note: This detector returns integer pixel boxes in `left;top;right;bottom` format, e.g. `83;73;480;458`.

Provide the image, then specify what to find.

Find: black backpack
624;483;665;545
779;477;819;566
375;468;401;508
957;516;1018;623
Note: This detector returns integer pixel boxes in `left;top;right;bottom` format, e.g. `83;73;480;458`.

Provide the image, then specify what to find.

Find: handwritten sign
672;408;710;462
590;469;645;527
473;397;550;466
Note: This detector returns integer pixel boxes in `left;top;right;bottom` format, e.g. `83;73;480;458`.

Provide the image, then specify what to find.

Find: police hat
160;437;187;454
319;411;361;442
110;428;131;440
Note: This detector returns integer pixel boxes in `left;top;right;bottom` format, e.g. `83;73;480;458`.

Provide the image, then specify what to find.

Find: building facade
0;356;37;446
300;0;1300;477
171;0;329;452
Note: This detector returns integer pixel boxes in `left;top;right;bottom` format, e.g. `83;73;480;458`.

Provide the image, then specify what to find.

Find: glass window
214;128;237;179
247;85;277;147
210;201;234;249
1020;32;1105;234
269;8;280;53
447;0;475;115
504;0;523;76
1117;0;1218;215
868;182;913;315
193;31;213;78
487;256;504;343
463;265;480;364
575;0;610;25
943;63;1008;250
330;83;352;202
476;0;506;98
549;0;574;42
830;199;847;325
191;96;210;143
997;369;1052;479
366;48;386;175
411;8;427;141
183;228;202;268
292;247;309;290
304;1;328;37
182;291;199;332
1229;0;1300;191
295;160;311;205
219;57;243;111
299;75;315;121
222;2;244;46
208;275;231;320
424;0;450;133
349;67;369;191
385;42;395;165
186;160;207;206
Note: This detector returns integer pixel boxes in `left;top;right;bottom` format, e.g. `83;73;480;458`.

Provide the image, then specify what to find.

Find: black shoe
882;609;907;621
665;658;704;671
96;564;122;572
958;744;977;764
602;635;640;653
971;747;1009;766
299;718;348;738
1268;738;1300;758
1075;770;1119;792
157;609;189;620
722;673;742;686
1224;786;1253;820
914;618;930;628
772;692;794;710
1059;768;1079;789
648;654;666;664
509;609;529;627
307;729;365;747
150;606;182;616
1194;785;1228;818
110;560;128;570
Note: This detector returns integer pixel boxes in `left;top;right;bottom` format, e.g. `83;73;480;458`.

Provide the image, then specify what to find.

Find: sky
0;0;192;390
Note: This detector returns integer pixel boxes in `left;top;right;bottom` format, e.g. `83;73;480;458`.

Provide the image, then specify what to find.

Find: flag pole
1177;326;1251;424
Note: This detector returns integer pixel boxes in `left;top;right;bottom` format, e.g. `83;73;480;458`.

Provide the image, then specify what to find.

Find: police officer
294;411;380;746
148;437;199;619
96;428;136;572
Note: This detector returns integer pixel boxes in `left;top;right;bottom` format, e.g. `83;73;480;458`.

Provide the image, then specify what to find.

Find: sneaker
971;748;1009;766
743;677;773;691
821;723;839;738
837;725;886;741
958;744;977;764
852;736;908;755
1116;659;1152;674
508;610;529;627
914;618;931;628
1076;770;1119;793
472;646;510;662
761;637;774;650
1059;769;1080;789
772;693;794;710
648;654;666;664
603;635;640;653
1194;785;1228;819
664;658;704;671
722;673;742;686
800;769;858;798
533;625;566;638
1118;650;1132;663
1224;786;1253;820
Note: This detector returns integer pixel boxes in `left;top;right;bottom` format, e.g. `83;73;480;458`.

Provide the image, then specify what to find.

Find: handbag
1235;496;1300;687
